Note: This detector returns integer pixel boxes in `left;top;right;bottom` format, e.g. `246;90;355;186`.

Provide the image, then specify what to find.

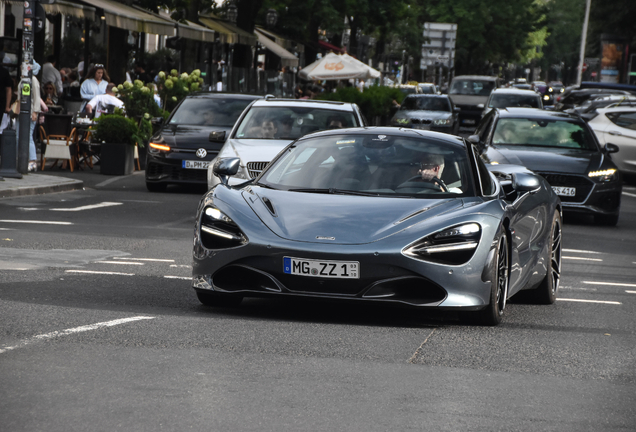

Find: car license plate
462;119;475;125
552;186;576;197
183;160;210;169
283;257;359;279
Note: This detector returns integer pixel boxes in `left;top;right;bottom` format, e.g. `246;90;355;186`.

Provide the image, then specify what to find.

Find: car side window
607;112;636;131
472;147;495;196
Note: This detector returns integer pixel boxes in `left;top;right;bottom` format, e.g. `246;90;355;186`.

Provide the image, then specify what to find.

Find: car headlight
433;118;452;126
148;142;171;153
543;95;550;101
394;118;410;125
403;223;481;265
200;206;248;249
588;168;617;182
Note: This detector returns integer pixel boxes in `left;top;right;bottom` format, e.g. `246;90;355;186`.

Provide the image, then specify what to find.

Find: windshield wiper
288;188;388;197
254;182;277;190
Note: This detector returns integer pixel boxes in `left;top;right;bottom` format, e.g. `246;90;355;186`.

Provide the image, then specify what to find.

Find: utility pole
576;0;592;86
17;0;36;174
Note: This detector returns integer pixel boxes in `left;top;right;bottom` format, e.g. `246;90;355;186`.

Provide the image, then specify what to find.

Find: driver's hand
419;169;437;181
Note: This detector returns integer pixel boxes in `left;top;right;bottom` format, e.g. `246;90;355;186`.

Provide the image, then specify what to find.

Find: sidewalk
0;172;84;198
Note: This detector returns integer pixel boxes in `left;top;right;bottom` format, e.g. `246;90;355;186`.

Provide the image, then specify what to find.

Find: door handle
608;130;623;136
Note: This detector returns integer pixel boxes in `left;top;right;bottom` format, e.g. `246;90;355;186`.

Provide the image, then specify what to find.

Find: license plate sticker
283;257;359;279
552;186;576;197
183;160;210;169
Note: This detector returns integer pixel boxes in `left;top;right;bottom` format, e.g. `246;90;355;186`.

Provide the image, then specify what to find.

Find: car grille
536;172;594;203
247;161;269;178
147;163;207;183
410;119;432;125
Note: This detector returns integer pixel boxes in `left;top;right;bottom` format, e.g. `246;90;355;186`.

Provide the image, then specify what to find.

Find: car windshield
492;118;598;150
169;97;254;126
400;97;451;112
235;107;358;140
419;85;435;94
488;94;541;108
450;79;496;96
259;134;474;197
399;87;418;94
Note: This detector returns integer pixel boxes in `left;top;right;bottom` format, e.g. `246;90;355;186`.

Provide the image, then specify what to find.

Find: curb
0;176;84;199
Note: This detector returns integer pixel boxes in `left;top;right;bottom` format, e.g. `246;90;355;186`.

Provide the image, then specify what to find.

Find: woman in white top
17;61;43;172
80;64;110;102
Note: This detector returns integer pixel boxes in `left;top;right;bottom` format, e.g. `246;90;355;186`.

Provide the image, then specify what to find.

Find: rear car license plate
552;186;576;197
283;257;359;279
183;160;210;169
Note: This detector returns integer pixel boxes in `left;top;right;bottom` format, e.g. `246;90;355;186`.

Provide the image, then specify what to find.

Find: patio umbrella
299;53;381;81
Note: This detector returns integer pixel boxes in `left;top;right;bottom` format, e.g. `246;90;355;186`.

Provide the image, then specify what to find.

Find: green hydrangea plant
156;69;205;112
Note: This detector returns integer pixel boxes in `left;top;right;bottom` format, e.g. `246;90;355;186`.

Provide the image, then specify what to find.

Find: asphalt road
0;169;635;432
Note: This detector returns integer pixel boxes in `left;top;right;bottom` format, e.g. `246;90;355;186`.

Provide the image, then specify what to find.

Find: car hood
243;187;464;245
219;138;293;164
449;94;488;105
157;124;234;150
484;145;603;174
394;110;452;120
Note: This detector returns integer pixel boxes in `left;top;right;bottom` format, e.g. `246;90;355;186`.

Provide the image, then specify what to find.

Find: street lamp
226;3;238;23
266;9;278;28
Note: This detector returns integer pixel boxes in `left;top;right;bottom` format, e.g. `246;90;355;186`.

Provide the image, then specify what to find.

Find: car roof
404;94;449;99
250;98;356;111
496;107;583;121
597;106;636;113
491;88;539;95
185;92;263;100
452;75;499;81
298;126;467;148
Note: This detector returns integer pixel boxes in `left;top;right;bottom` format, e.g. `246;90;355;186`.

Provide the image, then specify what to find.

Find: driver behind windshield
417;153;445;185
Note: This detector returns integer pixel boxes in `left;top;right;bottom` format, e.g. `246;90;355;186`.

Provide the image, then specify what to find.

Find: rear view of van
448;75;499;128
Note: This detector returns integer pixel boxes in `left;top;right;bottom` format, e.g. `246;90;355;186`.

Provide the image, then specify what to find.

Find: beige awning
254;27;304;53
42;0;96;20
199;15;256;45
79;0;175;35
180;19;215;43
255;29;298;67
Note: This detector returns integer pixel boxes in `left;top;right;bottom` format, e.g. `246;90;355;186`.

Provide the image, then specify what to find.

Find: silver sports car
192;127;563;325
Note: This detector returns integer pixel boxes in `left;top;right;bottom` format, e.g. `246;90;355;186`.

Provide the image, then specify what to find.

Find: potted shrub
93;113;148;175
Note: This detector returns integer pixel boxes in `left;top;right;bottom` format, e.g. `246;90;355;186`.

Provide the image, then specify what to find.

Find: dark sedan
390;94;459;134
470;108;622;225
145;93;262;192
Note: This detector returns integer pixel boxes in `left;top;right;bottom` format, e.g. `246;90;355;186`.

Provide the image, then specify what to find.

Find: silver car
207;98;366;189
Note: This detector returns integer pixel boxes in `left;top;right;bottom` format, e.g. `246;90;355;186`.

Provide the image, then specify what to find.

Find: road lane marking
583;281;636;288
95;261;144;265
65;270;135;276
622;192;636;198
563;249;603;254
0;316;155;354
50;202;123;211
112;257;175;262
0;220;73;225
164;275;192;280
95;177;127;188
559;286;598;291
557;298;621;305
170;264;192;269
627;290;636;294
563;256;603;261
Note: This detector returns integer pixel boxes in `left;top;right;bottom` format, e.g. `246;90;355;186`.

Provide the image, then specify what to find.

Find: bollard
0;129;23;179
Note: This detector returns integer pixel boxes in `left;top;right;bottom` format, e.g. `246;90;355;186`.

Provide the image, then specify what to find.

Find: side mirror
152;117;165;125
605;143;619;153
209;131;226;143
453;107;461;112
467;134;481;145
477;103;485;109
212;157;240;186
512;172;541;194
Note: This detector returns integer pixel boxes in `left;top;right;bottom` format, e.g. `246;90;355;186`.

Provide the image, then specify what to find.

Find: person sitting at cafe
85;83;124;118
41;81;59;106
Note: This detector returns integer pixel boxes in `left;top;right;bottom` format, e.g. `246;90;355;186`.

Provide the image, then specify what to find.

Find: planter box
100;142;134;176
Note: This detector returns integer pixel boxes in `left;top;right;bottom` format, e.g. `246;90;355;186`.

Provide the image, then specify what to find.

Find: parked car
206;98;366;189
482;88;543;118
471;108;621;225
587;106;636;176
194;127;562;325
448;75;500;127
145;92;262;192
390;94;460;134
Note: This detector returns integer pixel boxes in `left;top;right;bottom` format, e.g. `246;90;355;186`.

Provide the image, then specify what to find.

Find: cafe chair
39;114;78;172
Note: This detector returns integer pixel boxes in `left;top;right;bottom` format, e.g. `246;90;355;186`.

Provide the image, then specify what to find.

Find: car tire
462;232;509;326
594;213;619;226
146;181;167;192
530;210;562;304
196;291;243;308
